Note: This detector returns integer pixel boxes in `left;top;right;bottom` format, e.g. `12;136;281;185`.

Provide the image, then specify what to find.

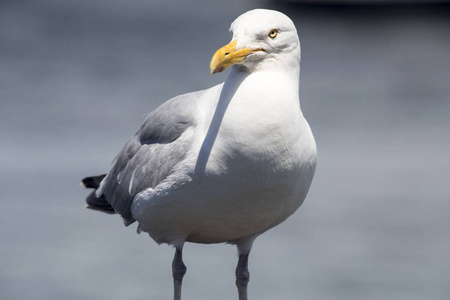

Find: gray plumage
94;92;199;225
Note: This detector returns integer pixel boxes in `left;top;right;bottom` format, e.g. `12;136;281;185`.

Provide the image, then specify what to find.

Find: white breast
132;70;317;246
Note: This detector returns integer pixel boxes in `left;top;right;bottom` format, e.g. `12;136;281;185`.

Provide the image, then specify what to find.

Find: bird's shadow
194;71;247;176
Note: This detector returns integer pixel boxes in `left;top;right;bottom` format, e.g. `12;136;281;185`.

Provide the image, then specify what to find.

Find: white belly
131;117;316;246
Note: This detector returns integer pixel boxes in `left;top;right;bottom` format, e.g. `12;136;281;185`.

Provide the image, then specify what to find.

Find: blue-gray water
1;1;449;299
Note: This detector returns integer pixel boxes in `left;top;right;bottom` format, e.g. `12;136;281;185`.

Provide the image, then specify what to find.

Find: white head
210;9;301;75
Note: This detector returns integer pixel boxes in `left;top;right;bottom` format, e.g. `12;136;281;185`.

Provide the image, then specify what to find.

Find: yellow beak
209;40;255;75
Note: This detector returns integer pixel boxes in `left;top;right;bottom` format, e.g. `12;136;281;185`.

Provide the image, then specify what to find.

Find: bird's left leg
235;237;255;300
172;247;187;300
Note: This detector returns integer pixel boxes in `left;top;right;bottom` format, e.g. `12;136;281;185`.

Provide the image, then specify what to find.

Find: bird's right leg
235;252;250;300
172;247;187;300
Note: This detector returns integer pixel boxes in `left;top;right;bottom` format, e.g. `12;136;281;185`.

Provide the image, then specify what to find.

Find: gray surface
1;1;450;300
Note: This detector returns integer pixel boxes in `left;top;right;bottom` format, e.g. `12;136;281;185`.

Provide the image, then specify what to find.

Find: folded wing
94;93;199;225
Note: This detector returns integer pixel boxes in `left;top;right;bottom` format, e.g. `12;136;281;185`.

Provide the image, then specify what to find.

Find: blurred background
1;0;449;299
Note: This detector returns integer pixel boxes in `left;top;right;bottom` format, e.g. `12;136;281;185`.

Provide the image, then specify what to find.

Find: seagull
82;9;317;300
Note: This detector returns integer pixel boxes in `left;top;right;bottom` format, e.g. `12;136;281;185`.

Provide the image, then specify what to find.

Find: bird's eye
268;29;278;39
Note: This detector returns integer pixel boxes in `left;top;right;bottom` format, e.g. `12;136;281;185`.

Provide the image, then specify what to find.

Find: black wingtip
82;174;116;215
81;174;107;189
85;190;116;214
85;205;116;214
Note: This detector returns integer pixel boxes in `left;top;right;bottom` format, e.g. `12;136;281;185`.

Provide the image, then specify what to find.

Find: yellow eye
268;29;278;38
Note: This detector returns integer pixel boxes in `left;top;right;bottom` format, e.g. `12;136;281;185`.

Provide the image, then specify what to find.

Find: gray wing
97;93;198;225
